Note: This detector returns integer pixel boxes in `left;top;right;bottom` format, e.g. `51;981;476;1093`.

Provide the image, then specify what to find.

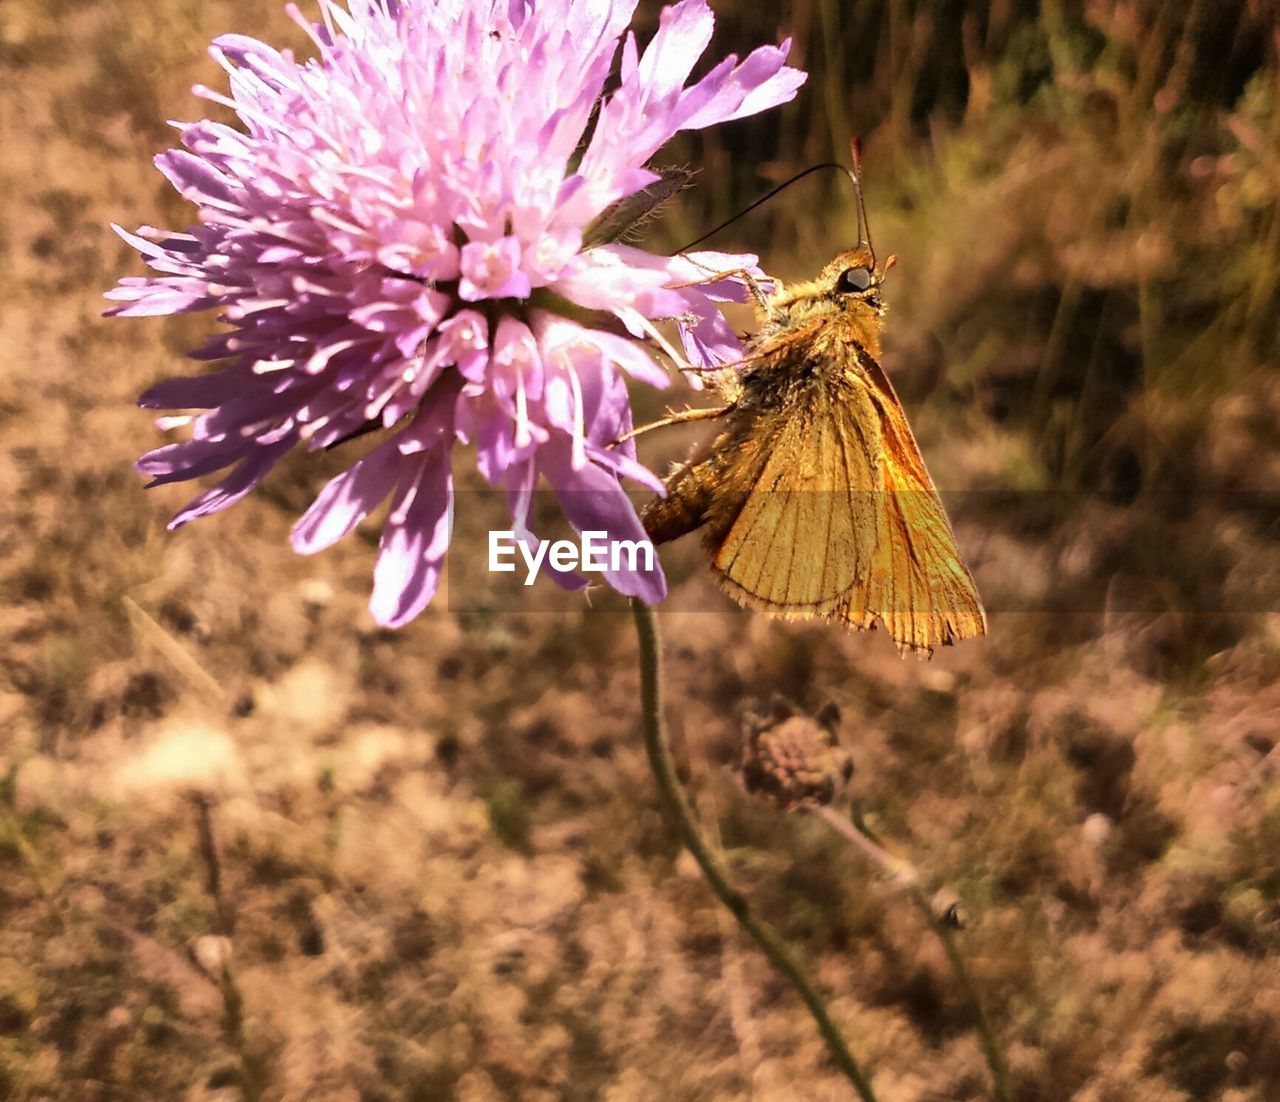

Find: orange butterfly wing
687;342;984;655
847;355;987;655
706;373;881;616
642;325;985;657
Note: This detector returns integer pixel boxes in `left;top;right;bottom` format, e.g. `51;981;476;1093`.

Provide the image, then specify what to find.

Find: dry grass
2;0;1279;1099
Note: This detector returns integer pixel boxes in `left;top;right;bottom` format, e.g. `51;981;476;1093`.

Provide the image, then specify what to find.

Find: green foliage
487;781;533;851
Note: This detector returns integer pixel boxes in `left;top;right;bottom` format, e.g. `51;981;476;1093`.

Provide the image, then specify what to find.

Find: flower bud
930;888;966;930
190;935;234;977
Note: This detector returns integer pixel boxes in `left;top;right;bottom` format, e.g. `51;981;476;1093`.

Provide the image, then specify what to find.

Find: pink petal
291;436;405;554
544;447;666;603
636;0;715;101
681;41;806;129
168;434;297;529
369;452;454;627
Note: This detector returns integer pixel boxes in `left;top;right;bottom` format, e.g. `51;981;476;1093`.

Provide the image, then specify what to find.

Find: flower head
107;0;804;625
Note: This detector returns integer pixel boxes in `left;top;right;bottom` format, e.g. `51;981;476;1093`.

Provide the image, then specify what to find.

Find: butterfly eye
836;266;874;294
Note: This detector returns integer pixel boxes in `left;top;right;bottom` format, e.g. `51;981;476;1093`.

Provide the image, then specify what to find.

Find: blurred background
2;0;1279;1099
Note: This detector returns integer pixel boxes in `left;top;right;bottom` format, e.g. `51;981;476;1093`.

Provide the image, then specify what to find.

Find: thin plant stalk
630;599;879;1101
0;809;64;935
815;805;1011;1102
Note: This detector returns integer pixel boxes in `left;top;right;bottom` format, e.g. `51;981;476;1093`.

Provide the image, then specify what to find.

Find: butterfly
637;148;986;656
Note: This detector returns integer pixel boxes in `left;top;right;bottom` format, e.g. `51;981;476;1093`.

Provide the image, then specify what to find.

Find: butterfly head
757;143;897;346
819;145;898;317
819;248;891;318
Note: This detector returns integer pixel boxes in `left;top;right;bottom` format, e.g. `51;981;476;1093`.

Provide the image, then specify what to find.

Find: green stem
932;917;1011;1102
815;806;1011;1102
630;599;879;1101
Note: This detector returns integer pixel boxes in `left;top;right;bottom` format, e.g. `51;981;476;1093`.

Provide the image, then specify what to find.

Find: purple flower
107;0;804;626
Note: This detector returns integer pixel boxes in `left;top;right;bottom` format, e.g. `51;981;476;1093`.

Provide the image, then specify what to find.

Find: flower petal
543;446;666;603
291;435;405;553
167;433;297;529
369;451;454;627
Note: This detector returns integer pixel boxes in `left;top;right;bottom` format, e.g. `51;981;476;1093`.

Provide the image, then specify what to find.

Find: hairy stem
631;599;878;1101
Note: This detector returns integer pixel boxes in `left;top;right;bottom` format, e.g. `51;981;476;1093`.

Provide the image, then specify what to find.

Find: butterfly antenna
673;162;849;254
848;136;875;264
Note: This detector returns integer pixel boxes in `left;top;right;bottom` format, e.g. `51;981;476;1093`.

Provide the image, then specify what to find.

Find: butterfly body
642;240;987;657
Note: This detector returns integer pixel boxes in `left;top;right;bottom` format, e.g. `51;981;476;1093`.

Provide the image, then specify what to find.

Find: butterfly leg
610;403;732;448
668;266;771;314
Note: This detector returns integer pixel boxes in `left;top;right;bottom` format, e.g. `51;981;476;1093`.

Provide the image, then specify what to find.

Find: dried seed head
741;698;853;811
